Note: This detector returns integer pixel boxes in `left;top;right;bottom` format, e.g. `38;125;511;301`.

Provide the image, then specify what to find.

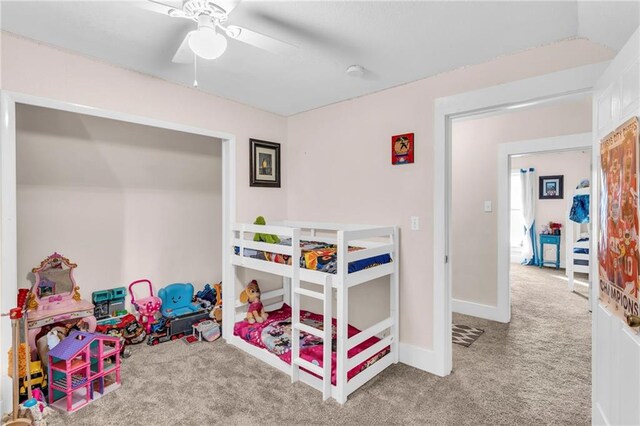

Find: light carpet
47;264;590;425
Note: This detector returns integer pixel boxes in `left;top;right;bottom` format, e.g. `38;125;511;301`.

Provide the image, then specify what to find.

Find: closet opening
0;93;235;410
15;103;223;302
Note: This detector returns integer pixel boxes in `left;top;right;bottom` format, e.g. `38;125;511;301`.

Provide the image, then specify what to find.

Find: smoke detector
346;65;365;78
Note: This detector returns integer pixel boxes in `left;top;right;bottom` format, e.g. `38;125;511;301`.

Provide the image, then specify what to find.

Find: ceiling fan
142;0;297;63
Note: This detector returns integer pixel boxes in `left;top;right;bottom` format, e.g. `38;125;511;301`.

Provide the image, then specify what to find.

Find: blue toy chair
158;283;200;318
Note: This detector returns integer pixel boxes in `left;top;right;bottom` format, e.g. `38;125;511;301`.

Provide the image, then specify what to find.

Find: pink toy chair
128;279;162;334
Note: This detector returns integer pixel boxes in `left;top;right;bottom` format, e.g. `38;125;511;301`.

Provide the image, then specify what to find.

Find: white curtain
520;168;539;265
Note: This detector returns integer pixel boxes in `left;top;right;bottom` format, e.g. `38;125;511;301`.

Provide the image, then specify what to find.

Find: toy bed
224;221;399;404
566;184;591;303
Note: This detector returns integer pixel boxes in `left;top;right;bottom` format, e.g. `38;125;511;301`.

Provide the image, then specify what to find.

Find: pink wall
287;39;612;349
1;32;614;352
452;99;592;307
0;32;288;223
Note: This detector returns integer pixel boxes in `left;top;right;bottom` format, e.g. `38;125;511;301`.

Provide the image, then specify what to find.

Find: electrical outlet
410;216;420;230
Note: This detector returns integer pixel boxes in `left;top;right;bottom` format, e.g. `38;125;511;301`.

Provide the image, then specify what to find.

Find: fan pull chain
193;53;198;88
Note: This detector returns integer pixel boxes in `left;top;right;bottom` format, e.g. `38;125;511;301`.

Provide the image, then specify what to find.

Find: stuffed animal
239;280;268;324
37;326;67;369
253;216;280;244
46;331;61;351
209;282;223;323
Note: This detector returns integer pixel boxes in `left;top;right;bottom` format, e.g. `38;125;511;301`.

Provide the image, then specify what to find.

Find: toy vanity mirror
30;253;79;307
38;267;74;296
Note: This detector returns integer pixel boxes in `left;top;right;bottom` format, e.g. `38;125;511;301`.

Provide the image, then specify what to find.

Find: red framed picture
392;133;414;165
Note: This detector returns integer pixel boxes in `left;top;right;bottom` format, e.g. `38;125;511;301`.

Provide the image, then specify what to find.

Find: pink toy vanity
26;253;96;357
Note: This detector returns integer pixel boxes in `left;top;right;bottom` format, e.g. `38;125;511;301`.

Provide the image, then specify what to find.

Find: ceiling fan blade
138;0;187;18
227;25;297;55
217;0;242;15
172;31;195;63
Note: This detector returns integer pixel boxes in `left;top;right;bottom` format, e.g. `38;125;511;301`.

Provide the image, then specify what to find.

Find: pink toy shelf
47;331;120;413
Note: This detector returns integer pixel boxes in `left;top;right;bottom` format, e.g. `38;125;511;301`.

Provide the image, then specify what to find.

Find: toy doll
239;280;268;324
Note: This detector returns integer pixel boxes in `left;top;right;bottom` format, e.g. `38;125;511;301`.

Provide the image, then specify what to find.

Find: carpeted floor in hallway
47;264;591;425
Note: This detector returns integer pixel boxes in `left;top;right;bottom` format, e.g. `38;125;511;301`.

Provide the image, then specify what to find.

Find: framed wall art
391;133;414;165
250;139;281;188
539;175;563;199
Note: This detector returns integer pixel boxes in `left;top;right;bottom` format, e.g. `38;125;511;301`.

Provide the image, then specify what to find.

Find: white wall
16;104;222;303
451;99;592;307
511;150;591;268
287;39;612;350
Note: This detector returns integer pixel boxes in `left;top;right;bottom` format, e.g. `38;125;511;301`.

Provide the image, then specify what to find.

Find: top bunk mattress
234;238;392;274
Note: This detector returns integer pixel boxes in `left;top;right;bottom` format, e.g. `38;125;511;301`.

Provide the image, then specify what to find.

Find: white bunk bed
223;221;399;404
566;186;591;303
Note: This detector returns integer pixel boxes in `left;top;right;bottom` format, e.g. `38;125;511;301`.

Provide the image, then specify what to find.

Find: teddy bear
210;282;223;323
239;280;268;324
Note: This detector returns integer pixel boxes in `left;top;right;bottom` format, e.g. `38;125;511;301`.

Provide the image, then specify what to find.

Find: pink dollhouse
26;253;97;358
47;331;121;413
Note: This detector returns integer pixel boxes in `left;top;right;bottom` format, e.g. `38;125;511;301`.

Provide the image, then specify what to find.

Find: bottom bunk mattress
233;304;390;385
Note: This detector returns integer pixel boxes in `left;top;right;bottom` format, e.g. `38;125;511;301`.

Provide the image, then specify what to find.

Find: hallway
452;263;591;424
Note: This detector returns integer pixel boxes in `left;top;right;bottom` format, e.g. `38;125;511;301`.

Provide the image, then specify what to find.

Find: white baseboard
452;298;509;323
399;342;448;377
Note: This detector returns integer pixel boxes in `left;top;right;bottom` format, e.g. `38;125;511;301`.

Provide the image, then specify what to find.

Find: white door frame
432;61;609;376
0;90;236;414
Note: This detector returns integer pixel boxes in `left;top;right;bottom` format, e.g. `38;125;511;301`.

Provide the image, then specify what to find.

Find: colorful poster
391;133;414;165
599;117;640;321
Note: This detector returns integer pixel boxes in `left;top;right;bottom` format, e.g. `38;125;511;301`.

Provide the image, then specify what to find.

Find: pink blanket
233;304;389;385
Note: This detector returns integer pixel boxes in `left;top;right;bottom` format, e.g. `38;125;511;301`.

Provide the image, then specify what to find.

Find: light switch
484;201;492;212
411;216;420;230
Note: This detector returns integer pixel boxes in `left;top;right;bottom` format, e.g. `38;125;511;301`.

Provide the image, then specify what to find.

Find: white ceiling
1;1;638;116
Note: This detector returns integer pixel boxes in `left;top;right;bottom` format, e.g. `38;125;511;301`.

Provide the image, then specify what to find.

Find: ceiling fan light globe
188;28;227;60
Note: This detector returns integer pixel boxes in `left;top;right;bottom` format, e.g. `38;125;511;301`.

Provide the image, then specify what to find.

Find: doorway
447;98;594;422
450;94;593;324
509;148;592;303
431;62;606;377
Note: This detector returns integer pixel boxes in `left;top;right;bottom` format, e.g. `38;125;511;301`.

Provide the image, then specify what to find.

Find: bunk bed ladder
291;247;333;400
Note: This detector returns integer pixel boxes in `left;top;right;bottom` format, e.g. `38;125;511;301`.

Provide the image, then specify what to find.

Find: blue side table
539;234;561;269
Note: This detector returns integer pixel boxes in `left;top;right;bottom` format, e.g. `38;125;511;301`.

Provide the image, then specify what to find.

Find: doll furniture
48;331;120;413
26;253;96;358
128;279;162;333
158;283;200;318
